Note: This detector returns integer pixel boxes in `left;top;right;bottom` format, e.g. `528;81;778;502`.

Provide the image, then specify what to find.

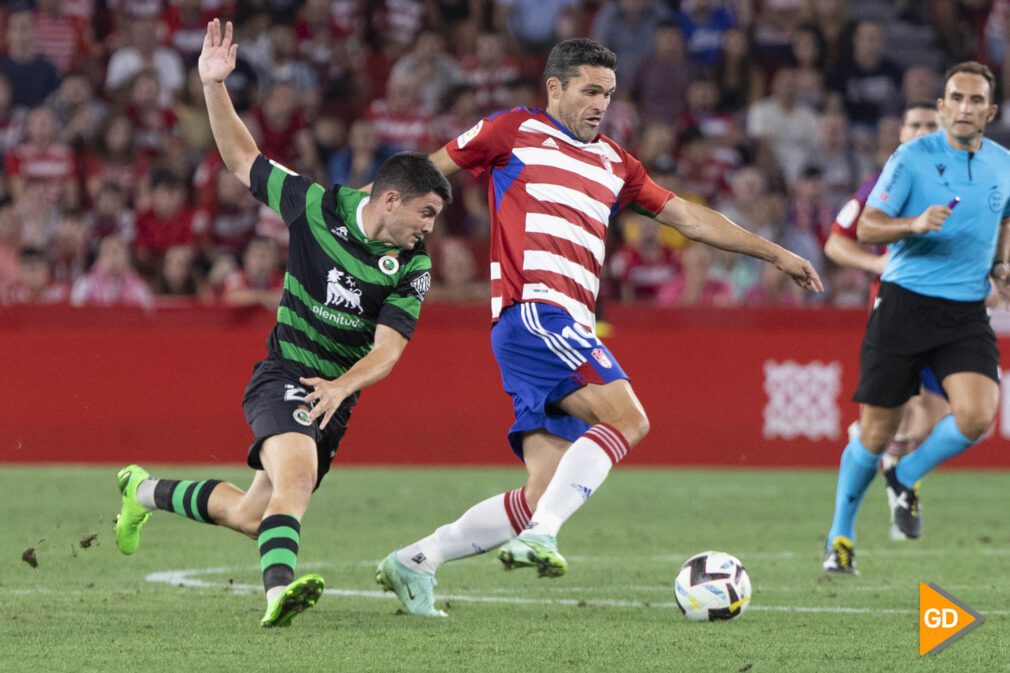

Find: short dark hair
943;61;996;102
543;39;617;87
372;152;452;205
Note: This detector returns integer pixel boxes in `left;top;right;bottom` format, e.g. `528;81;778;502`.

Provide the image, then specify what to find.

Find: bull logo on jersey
410;271;431;300
326;268;364;314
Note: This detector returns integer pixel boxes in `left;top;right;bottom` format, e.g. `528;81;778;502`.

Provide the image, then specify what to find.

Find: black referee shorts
242;359;357;489
853;282;1000;408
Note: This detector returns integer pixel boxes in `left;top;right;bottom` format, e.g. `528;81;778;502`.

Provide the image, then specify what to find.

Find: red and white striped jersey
445;107;674;330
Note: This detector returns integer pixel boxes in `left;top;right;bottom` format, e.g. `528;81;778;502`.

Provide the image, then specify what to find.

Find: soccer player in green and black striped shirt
111;19;451;628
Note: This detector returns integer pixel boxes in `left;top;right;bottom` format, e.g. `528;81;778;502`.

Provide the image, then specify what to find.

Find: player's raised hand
775;249;824;293
199;18;237;85
910;204;951;234
300;376;350;430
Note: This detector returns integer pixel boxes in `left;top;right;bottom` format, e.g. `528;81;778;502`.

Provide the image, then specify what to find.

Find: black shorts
854;282;1000;408
242;359;357;489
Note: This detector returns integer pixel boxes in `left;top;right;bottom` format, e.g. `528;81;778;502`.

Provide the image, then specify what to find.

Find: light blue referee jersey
867;130;1010;301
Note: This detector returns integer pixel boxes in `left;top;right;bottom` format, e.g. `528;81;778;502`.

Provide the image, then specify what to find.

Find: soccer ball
674;551;751;622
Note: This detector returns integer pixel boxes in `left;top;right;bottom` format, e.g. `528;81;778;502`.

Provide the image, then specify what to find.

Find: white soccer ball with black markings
674;551;751;622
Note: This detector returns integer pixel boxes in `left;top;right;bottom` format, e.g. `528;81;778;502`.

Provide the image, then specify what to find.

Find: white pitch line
143;567;1010;617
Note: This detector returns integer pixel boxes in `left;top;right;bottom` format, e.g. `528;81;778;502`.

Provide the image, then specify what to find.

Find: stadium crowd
1;0;1009;309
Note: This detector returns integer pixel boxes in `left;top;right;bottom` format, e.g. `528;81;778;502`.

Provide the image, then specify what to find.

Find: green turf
2;466;1008;672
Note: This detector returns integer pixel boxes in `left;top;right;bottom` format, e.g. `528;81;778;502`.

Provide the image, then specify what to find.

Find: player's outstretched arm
824;232;887;275
200;19;258;188
300;325;409;429
858;205;950;245
657;196;823;293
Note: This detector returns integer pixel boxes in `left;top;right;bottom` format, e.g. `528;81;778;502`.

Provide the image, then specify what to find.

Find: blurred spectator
747;67;820;183
0;74;26;161
932;0;990;61
34;0;93;74
494;0;581;54
365;72;436;152
830;265;871;307
590;0;671;81
163;0;210;59
328;119;397;188
246;82;309;166
50;209;88;285
4;106;79;208
105;16;185;107
781;165;831;282
714;166;770;237
714;28;766;112
133;171;199;278
0;205;22;293
630;22;693;124
802;0;853;73
752;0;804;64
125;69;181;158
0;10;61;110
675;0;736;67
4;247;69;305
459;32;520;114
14;182;60;250
71;235;153;308
788;24;828;109
261;23;319;110
86;182;136;254
372;0;427;51
153;243;203;299
599;89;640;148
427;236;487;302
47;71;107;147
901;65;939;105
174;65;214;159
431;84;480;145
84;114;151;208
610;214;678;302
984;0;1010;65
827;20;903;128
809;112;873;212
222;236;283;309
658;243;733;306
634;122;676;173
676;127;731;205
678;78;744;159
203;167;260;260
392;31;463;116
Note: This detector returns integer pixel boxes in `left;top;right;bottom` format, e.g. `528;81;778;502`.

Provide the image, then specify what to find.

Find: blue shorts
491;302;629;459
920;366;944;397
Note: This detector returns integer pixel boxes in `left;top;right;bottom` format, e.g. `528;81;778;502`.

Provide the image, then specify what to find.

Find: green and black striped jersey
248;154;432;379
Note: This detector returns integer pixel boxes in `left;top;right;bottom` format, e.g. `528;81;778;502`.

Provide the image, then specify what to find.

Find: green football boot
260;574;325;628
497;533;568;578
114;464;151;555
375;552;447;617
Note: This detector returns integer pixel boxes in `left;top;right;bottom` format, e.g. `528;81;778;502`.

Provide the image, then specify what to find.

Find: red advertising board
1;305;1007;468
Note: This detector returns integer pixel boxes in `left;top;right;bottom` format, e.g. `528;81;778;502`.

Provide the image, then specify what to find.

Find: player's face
383;192;444;249
938;72;997;146
898;108;938;143
548;65;616;142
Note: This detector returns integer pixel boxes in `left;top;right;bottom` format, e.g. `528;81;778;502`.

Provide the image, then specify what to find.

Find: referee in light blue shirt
823;61;1010;575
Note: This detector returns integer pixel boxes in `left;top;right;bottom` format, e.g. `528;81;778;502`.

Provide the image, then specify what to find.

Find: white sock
265;585;285;606
395;488;531;574
136;479;157;510
524;424;629;537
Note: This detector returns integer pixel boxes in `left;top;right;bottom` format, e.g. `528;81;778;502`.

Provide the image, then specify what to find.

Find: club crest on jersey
410;271;431;300
379;255;400;275
293;406;313;426
326;268;364;313
591;348;613;369
456;120;483;149
601;155;613;173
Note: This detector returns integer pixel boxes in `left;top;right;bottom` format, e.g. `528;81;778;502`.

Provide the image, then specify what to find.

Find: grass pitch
2;465;1008;673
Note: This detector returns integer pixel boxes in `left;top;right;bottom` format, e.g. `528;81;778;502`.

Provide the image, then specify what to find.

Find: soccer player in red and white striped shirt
376;39;822;617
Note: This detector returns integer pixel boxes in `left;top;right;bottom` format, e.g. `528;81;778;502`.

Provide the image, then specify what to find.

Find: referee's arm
200;19;259;188
858;205;951;245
